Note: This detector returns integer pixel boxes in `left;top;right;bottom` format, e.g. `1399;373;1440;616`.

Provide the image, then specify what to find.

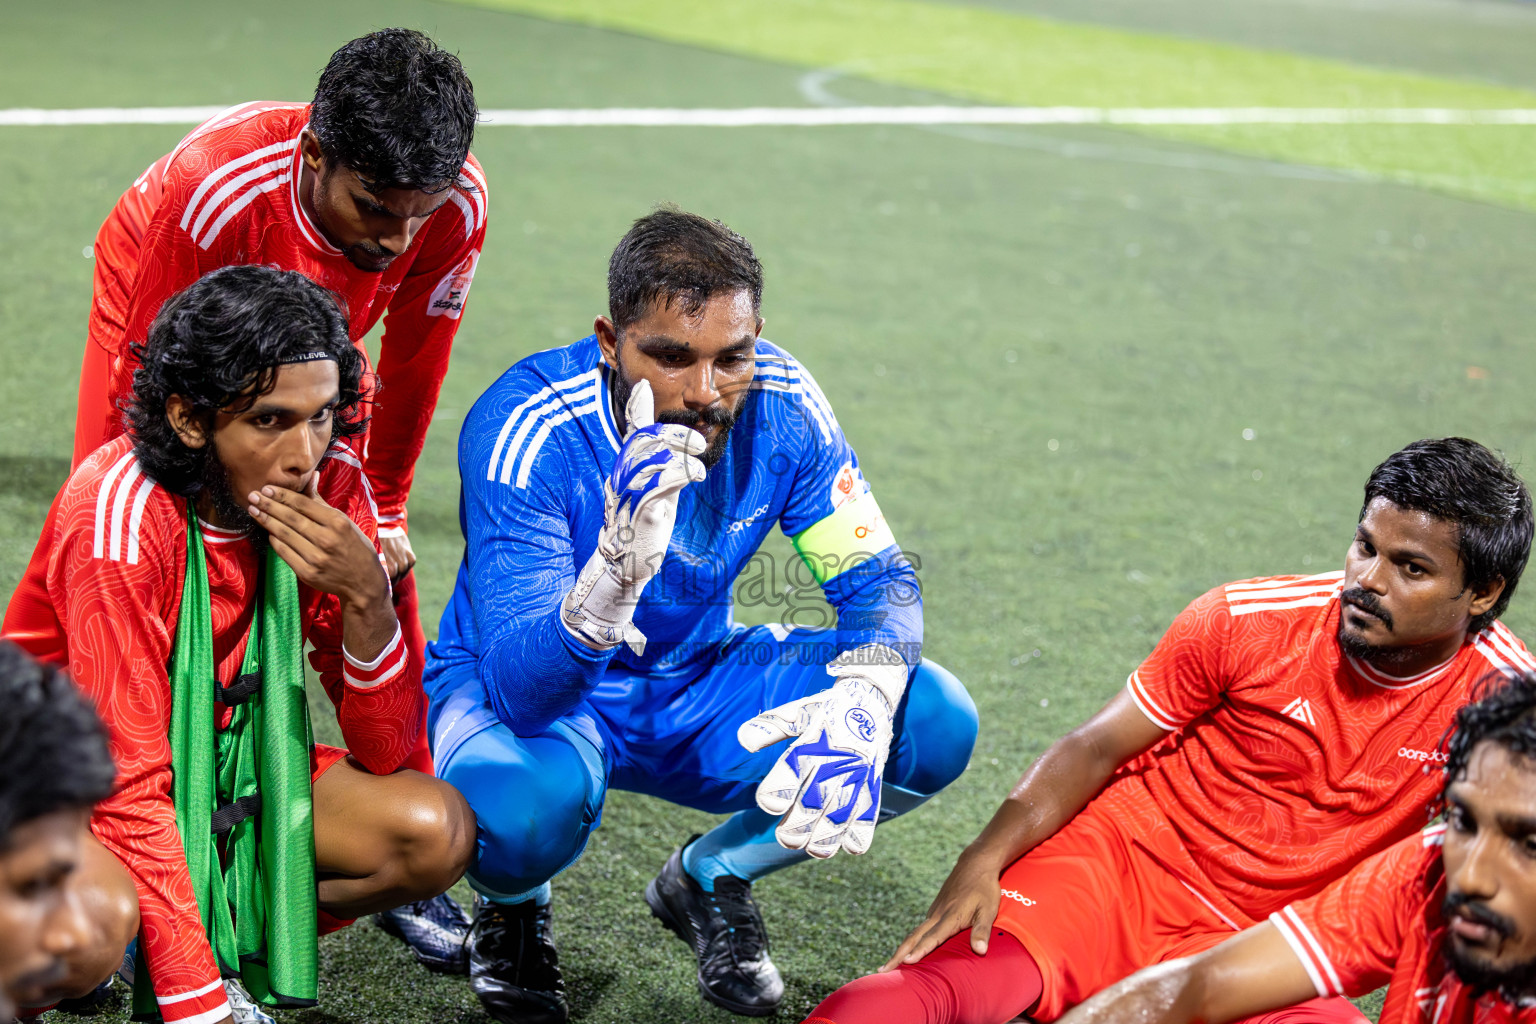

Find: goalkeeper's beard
611;370;739;468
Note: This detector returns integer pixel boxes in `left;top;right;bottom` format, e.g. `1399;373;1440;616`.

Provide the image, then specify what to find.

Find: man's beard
611;369;739;469
9;962;68;1016
342;240;395;273
1442;893;1536;1000
1335;586;1418;668
198;445;262;539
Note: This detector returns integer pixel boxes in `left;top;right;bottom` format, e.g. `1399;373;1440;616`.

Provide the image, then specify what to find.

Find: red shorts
312;742;350;781
992;797;1252;1021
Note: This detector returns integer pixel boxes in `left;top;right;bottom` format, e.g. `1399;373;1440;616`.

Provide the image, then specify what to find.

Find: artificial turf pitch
3;0;1536;1019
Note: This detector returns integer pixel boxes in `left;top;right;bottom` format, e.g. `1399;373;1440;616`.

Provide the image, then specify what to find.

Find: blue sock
682;783;932;891
470;878;553;907
683;809;795;892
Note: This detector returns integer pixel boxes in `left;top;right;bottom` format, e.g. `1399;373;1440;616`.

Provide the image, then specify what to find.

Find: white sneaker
223;978;277;1024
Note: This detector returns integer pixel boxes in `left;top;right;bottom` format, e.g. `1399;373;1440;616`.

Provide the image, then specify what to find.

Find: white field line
3;105;1536;127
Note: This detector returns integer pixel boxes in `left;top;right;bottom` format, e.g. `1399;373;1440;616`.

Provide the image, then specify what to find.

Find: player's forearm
339;587;399;674
1057;958;1207;1024
964;729;1123;871
333;656;420;774
362;414;428;521
825;548;924;669
368;322;455;518
481;609;614;734
94;791;227;1018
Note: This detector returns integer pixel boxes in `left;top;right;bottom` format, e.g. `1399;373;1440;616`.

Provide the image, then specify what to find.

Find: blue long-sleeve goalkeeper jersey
426;336;923;736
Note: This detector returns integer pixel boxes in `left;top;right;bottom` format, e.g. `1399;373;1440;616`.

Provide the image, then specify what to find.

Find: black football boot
644;838;784;1016
467;895;568;1024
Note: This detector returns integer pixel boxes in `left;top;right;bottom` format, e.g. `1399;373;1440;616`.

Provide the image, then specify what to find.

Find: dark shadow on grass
566;965;622;1022
0;455;72;505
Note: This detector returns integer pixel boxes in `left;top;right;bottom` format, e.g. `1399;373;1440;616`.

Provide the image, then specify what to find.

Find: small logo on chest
1000;888;1037;907
1281;697;1317;727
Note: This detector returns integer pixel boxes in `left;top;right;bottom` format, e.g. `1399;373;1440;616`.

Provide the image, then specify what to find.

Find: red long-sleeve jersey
3;435;419;1024
78;101;488;531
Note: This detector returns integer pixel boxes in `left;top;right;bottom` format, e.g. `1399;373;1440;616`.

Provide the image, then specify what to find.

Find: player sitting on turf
72;28;486;966
1055;669;1536;1024
0;641;118;1023
424;206;980;1021
805;436;1535;1024
3;265;475;1024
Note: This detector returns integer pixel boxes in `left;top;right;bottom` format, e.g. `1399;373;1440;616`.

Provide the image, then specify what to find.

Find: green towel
133;505;318;1018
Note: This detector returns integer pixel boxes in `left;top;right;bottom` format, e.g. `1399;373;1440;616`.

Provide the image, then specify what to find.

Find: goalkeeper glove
737;644;909;859
561;379;706;654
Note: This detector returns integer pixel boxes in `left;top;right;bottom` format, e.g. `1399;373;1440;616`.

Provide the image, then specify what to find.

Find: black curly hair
1444;671;1536;800
0;641;115;848
1363;438;1533;633
1439;671;1536;998
310;28;477;192
126;265;368;498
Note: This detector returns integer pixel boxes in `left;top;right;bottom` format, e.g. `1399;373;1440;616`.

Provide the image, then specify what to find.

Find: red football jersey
78;101;489;531
2;435;419;1024
1117;571;1534;919
1276;825;1536;1024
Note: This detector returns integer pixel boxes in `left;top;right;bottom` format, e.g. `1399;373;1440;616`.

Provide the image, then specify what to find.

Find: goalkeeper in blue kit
425;208;978;1021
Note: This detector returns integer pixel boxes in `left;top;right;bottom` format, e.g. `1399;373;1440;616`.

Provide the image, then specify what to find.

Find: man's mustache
11;960;69;1006
657;405;736;431
1341;587;1394;631
1445;892;1517;940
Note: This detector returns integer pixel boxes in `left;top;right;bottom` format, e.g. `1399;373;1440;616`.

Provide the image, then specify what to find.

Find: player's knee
391;775;477;897
894;659;978;796
449;738;599;894
473;782;594;894
803;968;929;1024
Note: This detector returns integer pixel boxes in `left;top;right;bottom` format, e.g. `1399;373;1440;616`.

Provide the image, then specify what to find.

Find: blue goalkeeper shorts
429;623;977;897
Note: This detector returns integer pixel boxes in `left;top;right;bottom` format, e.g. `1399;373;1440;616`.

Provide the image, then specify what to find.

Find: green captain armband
790;491;899;585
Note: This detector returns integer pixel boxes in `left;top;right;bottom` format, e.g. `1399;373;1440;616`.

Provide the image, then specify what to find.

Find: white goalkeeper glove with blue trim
737;644;909;858
561;379;706;655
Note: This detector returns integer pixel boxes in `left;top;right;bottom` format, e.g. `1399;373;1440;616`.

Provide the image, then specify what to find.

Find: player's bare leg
311;756;475;918
15;834;139;1010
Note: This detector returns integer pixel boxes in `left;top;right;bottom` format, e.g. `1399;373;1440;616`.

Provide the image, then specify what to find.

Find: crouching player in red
3;266;474;1023
74;27;488;963
1058;670;1536;1024
807;437;1535;1024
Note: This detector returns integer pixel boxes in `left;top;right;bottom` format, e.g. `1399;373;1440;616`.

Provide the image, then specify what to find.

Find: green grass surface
947;0;1536;93
2;1;1534;1021
454;0;1536;211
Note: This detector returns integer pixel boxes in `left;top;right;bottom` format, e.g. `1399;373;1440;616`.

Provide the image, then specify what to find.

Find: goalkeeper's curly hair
0;641;115;847
125;265;370;499
1442;670;1536;801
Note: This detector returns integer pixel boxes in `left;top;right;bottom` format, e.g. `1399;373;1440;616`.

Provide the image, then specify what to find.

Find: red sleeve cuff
1269;907;1343;999
156;978;230;1024
376;508;407;537
342;625;407;690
